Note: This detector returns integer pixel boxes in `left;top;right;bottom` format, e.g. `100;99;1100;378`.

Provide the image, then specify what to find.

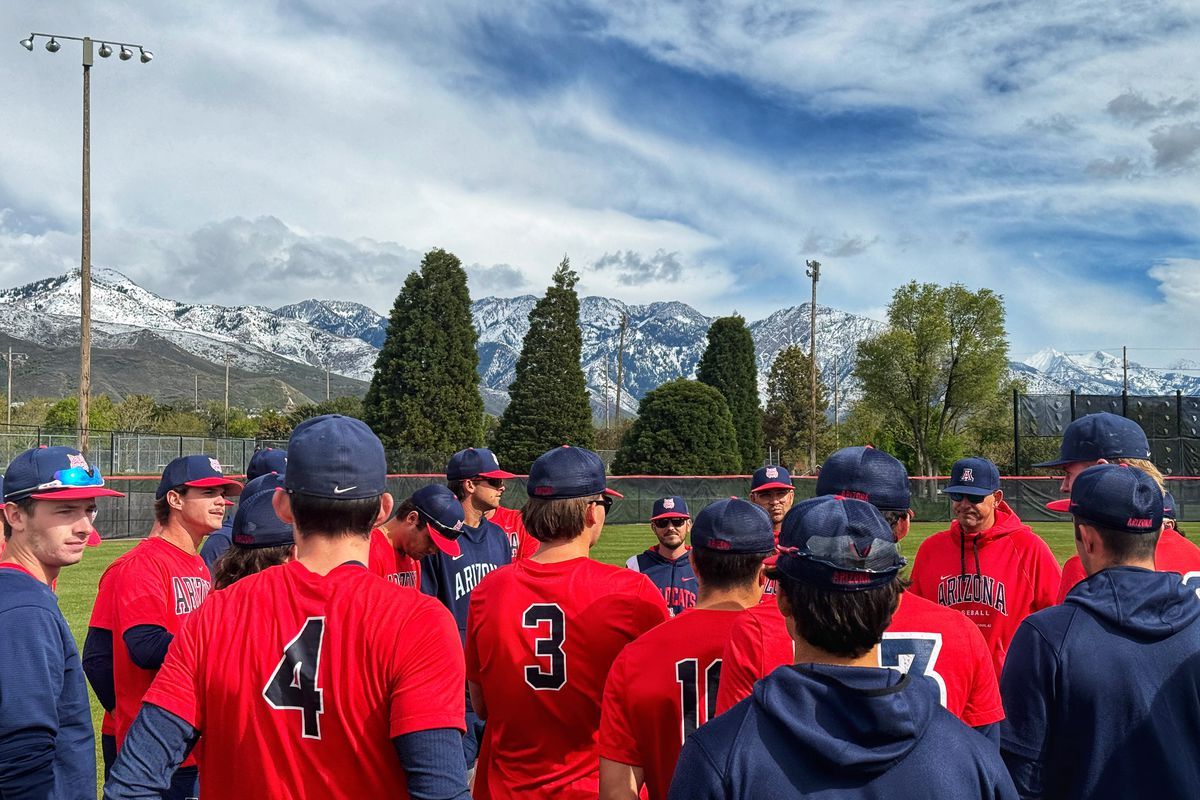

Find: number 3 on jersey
263;617;326;739
523;604;566;690
879;632;947;707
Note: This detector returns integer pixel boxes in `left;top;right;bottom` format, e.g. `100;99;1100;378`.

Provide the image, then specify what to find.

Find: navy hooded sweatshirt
669;662;1016;799
1000;567;1200;800
626;546;697;616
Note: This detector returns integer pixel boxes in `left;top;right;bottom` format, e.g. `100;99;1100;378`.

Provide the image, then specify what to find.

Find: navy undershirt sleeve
83;627;117;712
103;704;198;800
123;625;174;671
392;728;471;800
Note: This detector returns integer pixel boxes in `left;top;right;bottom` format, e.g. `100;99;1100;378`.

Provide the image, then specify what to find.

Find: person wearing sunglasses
0;446;124;799
908;457;1060;678
625;496;698;616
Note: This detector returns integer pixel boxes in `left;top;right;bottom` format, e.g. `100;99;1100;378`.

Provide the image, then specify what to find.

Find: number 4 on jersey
263;617;327;739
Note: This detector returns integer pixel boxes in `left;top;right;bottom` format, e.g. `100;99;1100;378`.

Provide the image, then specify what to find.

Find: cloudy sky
3;1;1199;370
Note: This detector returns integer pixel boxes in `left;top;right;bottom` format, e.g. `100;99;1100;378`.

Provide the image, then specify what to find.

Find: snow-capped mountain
1019;349;1200;395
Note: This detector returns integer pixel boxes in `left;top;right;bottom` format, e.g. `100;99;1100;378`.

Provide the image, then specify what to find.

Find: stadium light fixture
19;31;154;455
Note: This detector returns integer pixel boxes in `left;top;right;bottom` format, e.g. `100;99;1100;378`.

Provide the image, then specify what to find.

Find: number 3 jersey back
465;557;670;799
144;560;466;799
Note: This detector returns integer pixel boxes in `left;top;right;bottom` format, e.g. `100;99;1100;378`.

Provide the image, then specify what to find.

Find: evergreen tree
763;345;831;471
613;379;741;475
696;315;762;472
363;248;484;459
492;257;594;472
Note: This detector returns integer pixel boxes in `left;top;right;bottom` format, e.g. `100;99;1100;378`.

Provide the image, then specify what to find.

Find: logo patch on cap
68;453;89;470
766;467;779;479
209;458;223;473
1127;517;1153;529
663;498;675;509
961;468;974;483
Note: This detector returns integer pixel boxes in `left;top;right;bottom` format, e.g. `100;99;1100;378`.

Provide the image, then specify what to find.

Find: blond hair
1117;458;1166;492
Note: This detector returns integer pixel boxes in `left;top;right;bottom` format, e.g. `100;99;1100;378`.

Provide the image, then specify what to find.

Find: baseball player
200;446;285;572
716;446;1004;740
908;456;1060;676
211;472;294;589
625;496;698;616
1;446;124;797
749;465;794;596
465;445;669;799
105;415;470;799
669;496;1017;799
1001;464;1200;799
107;454;243;798
1037;413;1200;602
600;498;774;800
489;503;538;560
371;484;466;588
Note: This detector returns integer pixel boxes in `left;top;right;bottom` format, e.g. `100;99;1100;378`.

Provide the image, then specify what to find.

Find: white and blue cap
527;445;623;500
775;496;906;592
691;498;775;553
943;457;1001;497
285;415;387;499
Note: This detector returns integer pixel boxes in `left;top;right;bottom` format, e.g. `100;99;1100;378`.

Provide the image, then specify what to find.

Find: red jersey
600;607;744;800
908;502;1059;676
144;560;465;798
490;506;538;560
112;536;211;759
91;551;139;738
714;592;1003;728
1055;529;1200;603
465;557;669;799
367;527;423;588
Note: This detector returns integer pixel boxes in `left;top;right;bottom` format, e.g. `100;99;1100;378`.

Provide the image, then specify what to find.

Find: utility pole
614;313;628;425
224;356;230;436
326;365;331;401
5;347;28;428
604;349;611;429
194;372;199;412
805;259;821;471
833;357;840;449
1122;345;1129;393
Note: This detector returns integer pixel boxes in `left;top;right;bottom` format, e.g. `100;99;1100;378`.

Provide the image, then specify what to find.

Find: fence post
1122;389;1128;418
178;436;184;458
1178;390;1184;476
1012;387;1021;476
110;431;116;475
1069;390;1076;421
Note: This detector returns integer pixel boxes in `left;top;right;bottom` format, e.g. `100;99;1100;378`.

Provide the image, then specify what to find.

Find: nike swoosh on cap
332;486;358;494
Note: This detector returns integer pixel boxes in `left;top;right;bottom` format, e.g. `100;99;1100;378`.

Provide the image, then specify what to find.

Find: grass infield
62;520;1077;794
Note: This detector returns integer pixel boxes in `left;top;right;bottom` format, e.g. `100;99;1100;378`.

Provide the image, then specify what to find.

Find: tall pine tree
492;257;594;472
696;314;762;472
763;345;830;471
363;248;484;461
612;379;741;475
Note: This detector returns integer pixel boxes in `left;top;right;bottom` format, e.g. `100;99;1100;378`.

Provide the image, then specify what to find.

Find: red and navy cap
774;495;906;592
3;446;125;502
411;484;466;558
751;465;794;493
1046;464;1163;534
816;446;910;512
650;496;689;521
1034;412;1151;468
527;445;623;500
691;498;775;553
446;448;515;481
156;455;244;500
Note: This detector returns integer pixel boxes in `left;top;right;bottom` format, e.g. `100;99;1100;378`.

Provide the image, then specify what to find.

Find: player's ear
374;492;395;527
993;489;1004;504
3;501;25;531
272;490;295;525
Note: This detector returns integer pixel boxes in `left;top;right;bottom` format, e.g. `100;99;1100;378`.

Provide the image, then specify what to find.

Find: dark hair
212;544;292;590
690;548;773;591
2;497;35;540
522;497;589;543
288;493;381;538
155;485;201;525
393;497;417;521
447;480;468;502
1074;520;1159;563
777;572;905;658
881;510;909;530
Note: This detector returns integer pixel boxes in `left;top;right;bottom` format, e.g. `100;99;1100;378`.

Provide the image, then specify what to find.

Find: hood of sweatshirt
750;663;937;775
640;545;690;566
947;500;1030;576
1066;566;1200;641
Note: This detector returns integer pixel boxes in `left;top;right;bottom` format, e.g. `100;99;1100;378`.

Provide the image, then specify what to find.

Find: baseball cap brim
752;482;794;493
29;487;126;500
86;530;102;547
604;487;624;499
185;477;245;496
942;485;994;496
1045;499;1072;513
1032;456;1075;468
650;511;690;521
477;469;516;480
428;527;462;558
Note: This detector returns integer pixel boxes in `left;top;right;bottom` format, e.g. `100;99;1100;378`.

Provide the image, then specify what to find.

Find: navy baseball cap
285;415;387;500
943;457;1000;497
651;496;689;520
240;471;286;501
156;455;245;500
816;446;910;512
247;448;287;481
774;496;906;592
1046;464;1162;534
527;446;623;500
411;484;466;557
446;448;515;481
1164;490;1176;519
751;465;794;493
231;489;294;549
4;446;125;502
691;498;776;553
1034;412;1151;468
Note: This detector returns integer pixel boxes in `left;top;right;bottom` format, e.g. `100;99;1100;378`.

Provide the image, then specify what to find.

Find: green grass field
59;521;1076;795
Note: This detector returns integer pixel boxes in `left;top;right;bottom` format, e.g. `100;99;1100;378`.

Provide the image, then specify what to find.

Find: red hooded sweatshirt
909;501;1060;678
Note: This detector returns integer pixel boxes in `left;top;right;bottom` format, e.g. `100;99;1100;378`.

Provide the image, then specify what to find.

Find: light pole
805;259;821;472
20;32;153;455
5;347;28;428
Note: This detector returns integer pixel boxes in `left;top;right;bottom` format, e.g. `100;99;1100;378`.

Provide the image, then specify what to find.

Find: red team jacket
1055;528;1200;603
908;502;1060;676
465;557;669;799
144;560;465;798
714;592;1004;728
600;607;745;800
367;527;422;588
111;537;211;765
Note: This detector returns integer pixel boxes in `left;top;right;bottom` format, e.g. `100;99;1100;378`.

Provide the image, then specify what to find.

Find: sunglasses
652;518;687;529
947;492;988;504
588;496;615;513
7;465;106;500
473;477;505;489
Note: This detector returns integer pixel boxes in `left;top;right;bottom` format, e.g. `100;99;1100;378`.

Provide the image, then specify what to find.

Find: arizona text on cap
526;445;623;500
751;465;794;493
446;448;516;482
1034;412;1151;468
156;455;245;500
285;415;387;500
942;457;1001;497
816;446;910;512
651;496;690;520
690;497;775;553
411;484;466;558
774;495;906;592
1046;464;1163;535
3;446;125;502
